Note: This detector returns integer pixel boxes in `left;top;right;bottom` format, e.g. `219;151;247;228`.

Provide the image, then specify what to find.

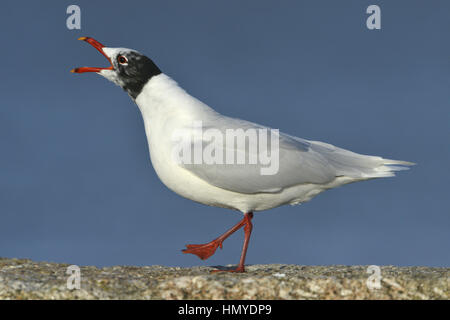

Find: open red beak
71;37;114;73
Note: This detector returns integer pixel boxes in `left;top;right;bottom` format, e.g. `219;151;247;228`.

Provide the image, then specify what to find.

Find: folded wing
174;116;413;194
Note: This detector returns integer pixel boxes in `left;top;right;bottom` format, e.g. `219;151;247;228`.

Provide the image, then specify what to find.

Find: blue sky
0;1;449;267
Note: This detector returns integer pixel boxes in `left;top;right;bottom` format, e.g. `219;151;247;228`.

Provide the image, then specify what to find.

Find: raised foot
182;240;223;260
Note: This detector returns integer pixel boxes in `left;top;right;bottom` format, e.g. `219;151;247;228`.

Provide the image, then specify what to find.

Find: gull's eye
117;55;128;65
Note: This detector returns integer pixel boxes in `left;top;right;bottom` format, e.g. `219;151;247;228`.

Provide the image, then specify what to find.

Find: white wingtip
382;159;416;167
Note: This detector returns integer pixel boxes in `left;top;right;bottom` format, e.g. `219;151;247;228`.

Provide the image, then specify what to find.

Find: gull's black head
71;37;162;99
100;47;162;99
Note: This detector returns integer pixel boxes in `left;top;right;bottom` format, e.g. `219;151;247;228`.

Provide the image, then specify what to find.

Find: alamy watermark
66;5;81;30
366;5;381;30
366;265;382;290
66;265;81;290
67;5;380;32
171;121;280;175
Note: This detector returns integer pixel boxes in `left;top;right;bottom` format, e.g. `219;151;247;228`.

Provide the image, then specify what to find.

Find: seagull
71;37;414;272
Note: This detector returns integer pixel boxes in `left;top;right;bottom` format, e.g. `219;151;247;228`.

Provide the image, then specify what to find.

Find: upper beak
71;37;114;73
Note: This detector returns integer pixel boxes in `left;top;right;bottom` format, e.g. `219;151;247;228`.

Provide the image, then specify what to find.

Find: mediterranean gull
71;37;414;272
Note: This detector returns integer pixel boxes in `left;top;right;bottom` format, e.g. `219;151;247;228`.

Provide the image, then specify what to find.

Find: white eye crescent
117;55;128;65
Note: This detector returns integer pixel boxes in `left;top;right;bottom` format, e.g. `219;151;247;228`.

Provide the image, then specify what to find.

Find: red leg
212;212;254;273
182;212;254;272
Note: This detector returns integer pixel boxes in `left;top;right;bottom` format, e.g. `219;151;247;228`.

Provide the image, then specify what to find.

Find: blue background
0;1;449;267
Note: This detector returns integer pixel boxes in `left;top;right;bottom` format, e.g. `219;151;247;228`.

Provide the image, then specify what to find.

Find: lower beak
71;37;114;73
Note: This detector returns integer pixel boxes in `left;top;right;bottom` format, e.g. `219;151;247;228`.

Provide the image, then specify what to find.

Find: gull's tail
374;158;416;177
309;140;415;180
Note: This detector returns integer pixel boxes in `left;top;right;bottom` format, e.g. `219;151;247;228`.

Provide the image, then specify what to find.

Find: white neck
134;73;218;123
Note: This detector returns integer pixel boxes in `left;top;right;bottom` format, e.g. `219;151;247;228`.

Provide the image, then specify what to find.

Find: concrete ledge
0;258;448;299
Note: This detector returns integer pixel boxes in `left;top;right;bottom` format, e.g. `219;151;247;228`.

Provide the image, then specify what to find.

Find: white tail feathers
371;158;416;178
309;140;415;180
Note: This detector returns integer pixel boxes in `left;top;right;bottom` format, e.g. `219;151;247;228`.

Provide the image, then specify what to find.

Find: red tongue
71;37;114;73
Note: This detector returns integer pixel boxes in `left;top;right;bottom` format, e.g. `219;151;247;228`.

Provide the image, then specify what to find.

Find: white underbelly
146;139;347;213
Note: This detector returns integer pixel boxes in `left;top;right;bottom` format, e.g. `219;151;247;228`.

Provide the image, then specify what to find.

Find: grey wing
174;116;338;194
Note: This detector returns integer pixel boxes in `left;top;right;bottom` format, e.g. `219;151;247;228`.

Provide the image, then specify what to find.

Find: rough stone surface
0;258;448;299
